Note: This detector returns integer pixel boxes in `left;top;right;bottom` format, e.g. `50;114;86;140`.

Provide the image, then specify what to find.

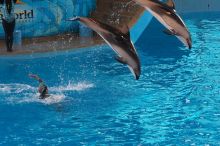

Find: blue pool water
1;12;220;145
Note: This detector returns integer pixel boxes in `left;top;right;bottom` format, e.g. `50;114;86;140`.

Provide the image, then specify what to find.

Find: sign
0;0;96;38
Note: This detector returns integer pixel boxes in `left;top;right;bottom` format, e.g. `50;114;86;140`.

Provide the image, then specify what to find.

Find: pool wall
130;11;153;44
174;0;220;13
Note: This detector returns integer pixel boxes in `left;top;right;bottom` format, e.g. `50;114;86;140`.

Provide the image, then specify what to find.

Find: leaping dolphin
69;17;141;80
132;0;192;49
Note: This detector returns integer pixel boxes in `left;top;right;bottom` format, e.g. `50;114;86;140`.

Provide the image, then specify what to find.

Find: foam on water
0;81;94;105
6;93;65;105
51;81;94;92
0;84;35;94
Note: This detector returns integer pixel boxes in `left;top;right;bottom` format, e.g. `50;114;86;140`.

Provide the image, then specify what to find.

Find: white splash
0;84;35;94
1;81;94;105
7;93;65;105
51;82;94;92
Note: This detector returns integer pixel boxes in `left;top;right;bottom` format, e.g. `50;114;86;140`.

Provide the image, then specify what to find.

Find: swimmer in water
29;74;49;99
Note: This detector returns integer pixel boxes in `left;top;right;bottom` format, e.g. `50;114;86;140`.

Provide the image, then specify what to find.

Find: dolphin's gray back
85;18;138;56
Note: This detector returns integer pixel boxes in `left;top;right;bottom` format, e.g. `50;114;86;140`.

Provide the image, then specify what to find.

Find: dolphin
68;17;141;80
132;0;192;49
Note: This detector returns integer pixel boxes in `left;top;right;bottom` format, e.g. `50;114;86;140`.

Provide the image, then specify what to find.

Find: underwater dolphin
132;0;192;49
69;17;141;80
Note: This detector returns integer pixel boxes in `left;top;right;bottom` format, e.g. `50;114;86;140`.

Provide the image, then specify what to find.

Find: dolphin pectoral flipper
163;29;176;35
166;0;175;9
115;56;127;65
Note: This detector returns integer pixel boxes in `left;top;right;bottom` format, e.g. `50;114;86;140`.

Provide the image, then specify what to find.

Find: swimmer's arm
29;74;43;83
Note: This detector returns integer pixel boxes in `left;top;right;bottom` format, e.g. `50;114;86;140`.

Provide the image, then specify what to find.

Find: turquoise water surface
0;12;220;145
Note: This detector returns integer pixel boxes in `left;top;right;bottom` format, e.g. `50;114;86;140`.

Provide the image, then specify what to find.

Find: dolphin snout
134;68;141;80
187;37;192;49
135;74;140;80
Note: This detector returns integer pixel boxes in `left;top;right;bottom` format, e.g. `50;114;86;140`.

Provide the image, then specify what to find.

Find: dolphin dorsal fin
166;0;175;10
120;25;130;39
